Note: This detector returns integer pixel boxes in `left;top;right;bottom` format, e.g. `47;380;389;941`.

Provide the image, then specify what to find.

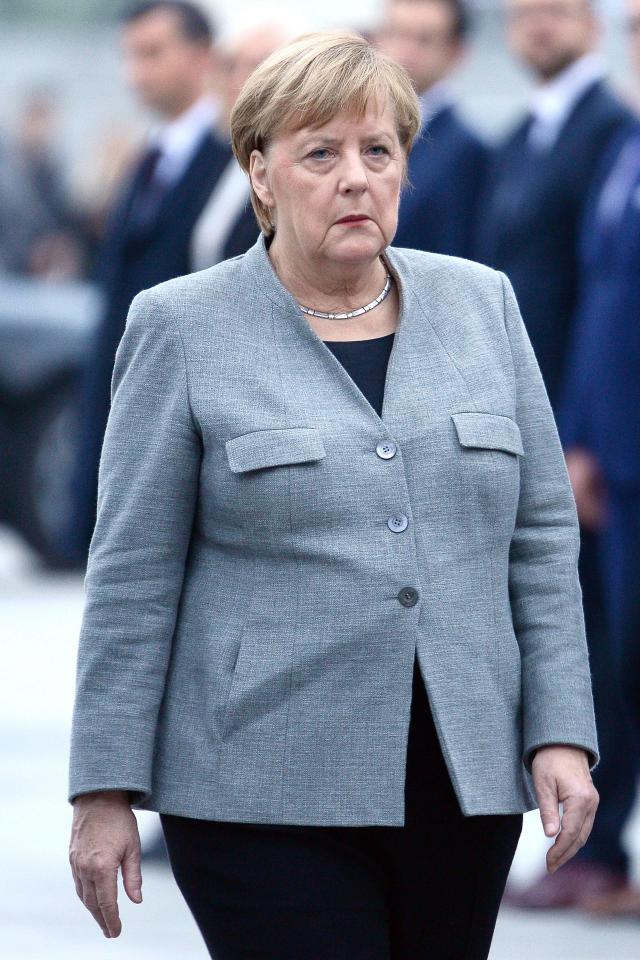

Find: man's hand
69;790;142;938
565;447;608;530
531;745;599;874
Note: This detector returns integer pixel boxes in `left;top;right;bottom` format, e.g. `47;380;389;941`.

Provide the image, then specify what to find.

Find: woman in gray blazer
68;30;600;959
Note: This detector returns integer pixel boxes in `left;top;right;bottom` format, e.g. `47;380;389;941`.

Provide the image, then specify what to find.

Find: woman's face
250;97;406;268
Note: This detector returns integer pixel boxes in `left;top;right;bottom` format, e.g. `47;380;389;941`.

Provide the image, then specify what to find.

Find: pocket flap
451;412;524;456
225;427;327;473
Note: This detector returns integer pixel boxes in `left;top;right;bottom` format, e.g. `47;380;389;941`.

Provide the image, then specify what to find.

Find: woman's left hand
531;745;599;874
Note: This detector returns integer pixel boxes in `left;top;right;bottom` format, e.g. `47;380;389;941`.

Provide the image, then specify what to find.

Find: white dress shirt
149;94;221;188
190;157;251;271
527;51;606;151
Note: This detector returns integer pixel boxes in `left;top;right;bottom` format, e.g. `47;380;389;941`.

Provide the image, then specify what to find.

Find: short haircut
231;30;422;236
391;0;470;42
120;1;214;45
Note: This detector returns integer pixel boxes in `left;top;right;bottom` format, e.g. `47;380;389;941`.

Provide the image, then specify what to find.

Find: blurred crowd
2;0;639;926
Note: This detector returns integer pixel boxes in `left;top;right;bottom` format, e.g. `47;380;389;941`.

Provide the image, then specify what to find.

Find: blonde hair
230;30;421;235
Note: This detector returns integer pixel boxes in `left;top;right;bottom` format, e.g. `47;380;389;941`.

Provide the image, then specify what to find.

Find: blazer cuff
523;741;600;775
68;782;150;807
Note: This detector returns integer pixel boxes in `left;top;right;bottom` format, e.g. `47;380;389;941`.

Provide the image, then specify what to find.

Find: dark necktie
129;145;168;229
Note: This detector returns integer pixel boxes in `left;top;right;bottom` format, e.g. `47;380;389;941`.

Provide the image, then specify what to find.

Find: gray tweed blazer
67;232;599;824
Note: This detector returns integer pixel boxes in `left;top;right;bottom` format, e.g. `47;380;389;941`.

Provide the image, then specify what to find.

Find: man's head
504;0;600;81
374;0;469;96
220;22;291;129
120;1;216;118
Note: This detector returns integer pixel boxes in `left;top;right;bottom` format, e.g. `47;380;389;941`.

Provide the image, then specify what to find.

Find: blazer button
398;587;419;607
376;440;397;459
387;513;408;532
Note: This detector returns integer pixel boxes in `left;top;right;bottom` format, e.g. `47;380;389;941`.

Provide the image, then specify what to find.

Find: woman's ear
249;149;275;211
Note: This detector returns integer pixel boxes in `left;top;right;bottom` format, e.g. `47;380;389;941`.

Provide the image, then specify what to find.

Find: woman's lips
335;215;370;224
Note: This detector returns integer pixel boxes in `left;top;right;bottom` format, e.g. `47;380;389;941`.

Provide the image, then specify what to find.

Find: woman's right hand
69;790;143;938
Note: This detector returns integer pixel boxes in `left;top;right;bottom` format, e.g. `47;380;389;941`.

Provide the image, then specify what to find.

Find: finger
547;803;589;871
536;779;561;837
548;831;581;872
69;857;84;901
121;840;143;903
80;877;112;938
551;797;598;871
72;869;84;902
94;868;122;938
584;799;598;839
548;791;599;870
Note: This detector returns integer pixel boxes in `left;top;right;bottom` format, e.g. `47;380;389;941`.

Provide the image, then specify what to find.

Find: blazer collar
240;232;446;441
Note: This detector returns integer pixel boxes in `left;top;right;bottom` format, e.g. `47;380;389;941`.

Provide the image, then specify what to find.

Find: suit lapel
548;80;601;155
122;132;232;244
153;132;231;234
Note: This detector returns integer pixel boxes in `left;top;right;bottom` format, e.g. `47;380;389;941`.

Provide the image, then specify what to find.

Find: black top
322;332;395;418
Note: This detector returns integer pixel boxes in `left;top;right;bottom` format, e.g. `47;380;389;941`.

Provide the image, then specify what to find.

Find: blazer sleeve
67;287;202;805
498;270;600;775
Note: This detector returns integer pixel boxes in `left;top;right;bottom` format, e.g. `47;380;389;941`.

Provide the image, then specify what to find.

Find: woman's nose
338;153;369;192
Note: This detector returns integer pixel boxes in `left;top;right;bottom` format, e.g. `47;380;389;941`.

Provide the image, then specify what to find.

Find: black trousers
160;654;523;960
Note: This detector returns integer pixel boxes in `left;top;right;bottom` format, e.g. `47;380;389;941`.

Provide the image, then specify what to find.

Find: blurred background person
475;0;635;911
63;0;232;568
473;0;632;411
12;87;86;279
14;89;75;237
555;0;640;918
0;134;53;275
190;19;293;271
70;118;142;269
0;87;83;280
374;0;487;257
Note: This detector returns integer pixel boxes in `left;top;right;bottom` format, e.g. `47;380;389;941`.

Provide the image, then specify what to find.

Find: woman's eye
367;145;389;157
308;148;332;160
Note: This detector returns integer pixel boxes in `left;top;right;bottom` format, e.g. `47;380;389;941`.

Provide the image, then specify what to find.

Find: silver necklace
298;272;392;320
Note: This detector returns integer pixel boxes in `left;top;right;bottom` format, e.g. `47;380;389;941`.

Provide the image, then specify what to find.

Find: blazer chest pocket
451;412;524;457
225;426;327;473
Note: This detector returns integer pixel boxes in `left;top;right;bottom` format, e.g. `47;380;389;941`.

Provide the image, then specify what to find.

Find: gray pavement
1;524;639;959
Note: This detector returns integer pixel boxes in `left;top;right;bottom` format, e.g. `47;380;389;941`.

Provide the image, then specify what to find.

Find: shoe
581;886;640;918
503;860;628;910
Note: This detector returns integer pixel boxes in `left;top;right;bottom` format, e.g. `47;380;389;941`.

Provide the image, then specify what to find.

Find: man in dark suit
65;1;231;564
477;0;635;910
554;2;640;916
474;0;633;411
375;0;488;257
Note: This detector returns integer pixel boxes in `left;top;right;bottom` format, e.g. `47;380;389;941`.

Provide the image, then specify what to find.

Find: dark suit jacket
95;131;232;355
473;81;633;411
219;202;261;262
70;131;232;558
558;125;640;490
394;106;488;259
